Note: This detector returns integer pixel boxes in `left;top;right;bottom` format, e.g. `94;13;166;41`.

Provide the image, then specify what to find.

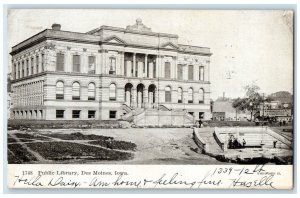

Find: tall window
188;65;194;80
88;56;95;74
199;88;204;103
178;87;183;103
188;88;193;103
199;66;204;81
18;63;20;78
109;83;116;101
22;61;24;77
31;57;34;75
56;53;64;71
36;55;39;73
109;57;116;75
56;81;64;99
72;82;80;100
73;55;81;72
165;62;171;79
177;64;183;80
14;64;16;79
26;59;29;76
165;86;171;103
41;54;45;72
88;83;96;100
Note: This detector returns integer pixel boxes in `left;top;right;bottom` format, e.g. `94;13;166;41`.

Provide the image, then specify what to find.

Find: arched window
188;88;193;103
56;81;64;99
199;88;204;103
109;83;116;101
88;83;96;100
178;87;183;103
165;86;171;102
72;82;80;100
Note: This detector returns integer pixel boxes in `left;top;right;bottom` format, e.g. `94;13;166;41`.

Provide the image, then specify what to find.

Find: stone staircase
193;128;223;156
120;104;195;126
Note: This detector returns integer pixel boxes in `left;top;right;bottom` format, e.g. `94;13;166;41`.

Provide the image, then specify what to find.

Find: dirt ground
35;128;226;164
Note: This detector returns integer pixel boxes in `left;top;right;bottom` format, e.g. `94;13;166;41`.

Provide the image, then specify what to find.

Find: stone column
137;91;142;108
38;52;42;73
160;56;164;78
133;53;136;77
143;89;148;108
131;88;137;108
96;52;101;74
144;54;148;78
125;89;131;106
15;61;19;79
101;49;107;74
173;56;177;79
28;58;32;75
126;60;132;77
155;55;160;78
120;51;124;76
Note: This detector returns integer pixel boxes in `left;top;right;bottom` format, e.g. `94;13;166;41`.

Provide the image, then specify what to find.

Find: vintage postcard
6;9;294;189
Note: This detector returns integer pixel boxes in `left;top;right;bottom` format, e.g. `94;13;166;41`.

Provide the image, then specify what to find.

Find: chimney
51;23;61;31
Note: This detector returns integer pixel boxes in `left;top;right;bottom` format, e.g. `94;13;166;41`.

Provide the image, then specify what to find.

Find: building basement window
72;110;81;119
88;111;96;119
109;110;117;119
56;110;64;118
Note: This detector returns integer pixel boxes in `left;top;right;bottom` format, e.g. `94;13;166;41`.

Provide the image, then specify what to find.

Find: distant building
212;99;250;121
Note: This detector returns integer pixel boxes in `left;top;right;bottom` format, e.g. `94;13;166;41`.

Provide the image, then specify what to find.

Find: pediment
103;35;127;45
161;42;179;49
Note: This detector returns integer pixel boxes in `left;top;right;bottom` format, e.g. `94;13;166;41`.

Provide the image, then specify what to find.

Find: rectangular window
88;110;96;119
188;65;193;80
109;110;117;119
164;62;171;79
56;110;64;118
41;54;45;72
199;112;204;119
199;66;204;81
72;110;81;118
31;57;34;75
56;53;65;71
73;55;81;72
14;64;16;79
177;64;183;80
109;57;116;75
26;59;29;76
36;55;39;73
22;61;25;77
88;56;95;74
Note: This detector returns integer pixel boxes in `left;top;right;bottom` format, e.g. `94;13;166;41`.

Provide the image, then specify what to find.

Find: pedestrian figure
279;121;282;126
198;119;203;128
273;140;277;148
242;139;246;147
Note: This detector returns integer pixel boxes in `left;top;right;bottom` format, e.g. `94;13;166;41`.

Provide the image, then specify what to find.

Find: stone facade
10;19;212;122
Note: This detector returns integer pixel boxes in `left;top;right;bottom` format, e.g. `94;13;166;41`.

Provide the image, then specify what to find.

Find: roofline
91;25;179;38
11;29;211;56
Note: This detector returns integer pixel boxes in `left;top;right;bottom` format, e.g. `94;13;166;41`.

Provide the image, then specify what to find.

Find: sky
7;9;294;100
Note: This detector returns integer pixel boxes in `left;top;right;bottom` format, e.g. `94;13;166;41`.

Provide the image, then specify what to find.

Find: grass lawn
8;143;37;163
26;142;133;161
